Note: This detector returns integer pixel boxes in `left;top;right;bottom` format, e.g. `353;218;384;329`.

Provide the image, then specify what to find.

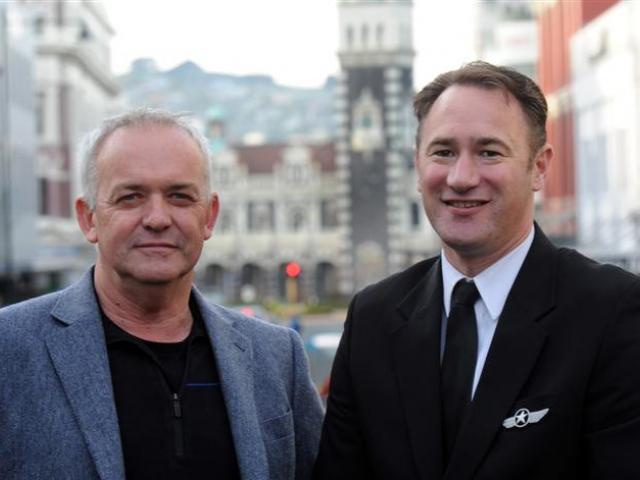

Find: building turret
335;0;415;292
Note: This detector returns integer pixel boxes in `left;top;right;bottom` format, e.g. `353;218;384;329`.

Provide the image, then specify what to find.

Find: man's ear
532;144;553;192
75;197;98;244
203;193;220;240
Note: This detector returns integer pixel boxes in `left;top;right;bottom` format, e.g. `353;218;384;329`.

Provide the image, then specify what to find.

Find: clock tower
336;0;415;292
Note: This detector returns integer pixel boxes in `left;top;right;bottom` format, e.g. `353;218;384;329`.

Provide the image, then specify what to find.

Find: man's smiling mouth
444;200;488;208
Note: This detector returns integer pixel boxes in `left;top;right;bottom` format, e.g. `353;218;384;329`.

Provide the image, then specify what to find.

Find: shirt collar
441;226;535;319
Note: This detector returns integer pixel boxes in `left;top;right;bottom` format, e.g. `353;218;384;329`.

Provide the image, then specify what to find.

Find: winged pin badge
502;408;549;429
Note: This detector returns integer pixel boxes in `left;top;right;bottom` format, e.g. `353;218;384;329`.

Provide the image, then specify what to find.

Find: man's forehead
420;86;526;140
94;124;208;189
430;84;514;114
97;123;198;161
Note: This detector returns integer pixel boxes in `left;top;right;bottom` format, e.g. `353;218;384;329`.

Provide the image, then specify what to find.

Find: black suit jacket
314;228;640;479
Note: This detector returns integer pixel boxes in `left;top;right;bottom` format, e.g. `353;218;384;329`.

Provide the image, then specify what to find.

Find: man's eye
169;192;195;202
117;193;141;203
431;149;455;157
480;150;501;157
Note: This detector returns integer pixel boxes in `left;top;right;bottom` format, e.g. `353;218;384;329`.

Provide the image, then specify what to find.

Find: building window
351;88;384;151
361;24;369;49
289;208;306;232
347;25;354;49
248;201;274;232
288;165;304;183
321;199;338;229
410;201;421;230
202;264;225;294
361;113;373;128
376;24;384;48
78;21;91;41
217;211;233;233
39;178;48;215
33;16;45;35
35;91;46;136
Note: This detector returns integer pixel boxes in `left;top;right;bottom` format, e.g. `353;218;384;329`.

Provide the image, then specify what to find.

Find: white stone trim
384;67;402;80
384;81;402;95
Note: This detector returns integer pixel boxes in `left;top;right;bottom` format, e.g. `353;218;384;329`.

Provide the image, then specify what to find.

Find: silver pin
503;408;549;429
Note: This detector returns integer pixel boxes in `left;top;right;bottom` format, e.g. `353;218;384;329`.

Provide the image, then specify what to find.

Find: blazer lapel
44;272;124;480
444;228;557;480
391;259;445;480
194;291;269;480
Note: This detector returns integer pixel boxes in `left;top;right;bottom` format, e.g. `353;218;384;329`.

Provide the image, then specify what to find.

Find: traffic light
285;262;301;303
285;262;301;278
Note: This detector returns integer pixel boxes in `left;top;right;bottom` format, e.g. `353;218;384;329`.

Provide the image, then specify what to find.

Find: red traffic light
285;262;301;278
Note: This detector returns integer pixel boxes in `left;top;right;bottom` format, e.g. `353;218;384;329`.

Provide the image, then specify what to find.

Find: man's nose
142;195;172;230
447;153;480;192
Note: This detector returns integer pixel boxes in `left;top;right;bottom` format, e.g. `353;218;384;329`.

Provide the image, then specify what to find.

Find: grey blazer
0;270;323;480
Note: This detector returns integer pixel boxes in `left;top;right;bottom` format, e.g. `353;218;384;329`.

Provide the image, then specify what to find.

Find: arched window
376;24;384;48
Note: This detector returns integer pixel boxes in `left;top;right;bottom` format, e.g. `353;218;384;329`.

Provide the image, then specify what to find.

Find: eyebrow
111;182;199;191
425;136;513;154
426;136;456;149
107;182;201;199
477;137;513;155
166;183;199;191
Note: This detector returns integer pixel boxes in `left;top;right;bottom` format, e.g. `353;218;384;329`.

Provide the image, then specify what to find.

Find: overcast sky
104;0;477;89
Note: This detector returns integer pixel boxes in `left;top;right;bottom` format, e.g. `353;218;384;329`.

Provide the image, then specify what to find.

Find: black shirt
101;299;241;479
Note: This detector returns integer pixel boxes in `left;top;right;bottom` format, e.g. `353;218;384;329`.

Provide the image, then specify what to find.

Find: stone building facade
201;142;343;303
200;1;440;304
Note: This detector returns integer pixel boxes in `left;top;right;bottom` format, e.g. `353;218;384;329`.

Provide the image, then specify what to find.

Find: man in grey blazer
0;109;323;479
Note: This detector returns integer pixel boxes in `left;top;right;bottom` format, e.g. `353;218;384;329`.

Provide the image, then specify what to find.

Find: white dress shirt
440;226;535;397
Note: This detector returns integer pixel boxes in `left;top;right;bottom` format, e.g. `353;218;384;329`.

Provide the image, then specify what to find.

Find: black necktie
441;279;480;460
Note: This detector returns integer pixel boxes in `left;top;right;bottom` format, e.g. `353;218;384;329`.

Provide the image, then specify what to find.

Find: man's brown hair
413;61;548;156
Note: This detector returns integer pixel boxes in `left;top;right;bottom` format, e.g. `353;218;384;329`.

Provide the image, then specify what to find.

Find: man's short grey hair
78;108;212;209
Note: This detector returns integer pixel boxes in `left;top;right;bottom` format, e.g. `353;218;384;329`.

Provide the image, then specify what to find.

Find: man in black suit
314;61;640;479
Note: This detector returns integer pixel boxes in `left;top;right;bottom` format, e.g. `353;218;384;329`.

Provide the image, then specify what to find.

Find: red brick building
536;0;618;244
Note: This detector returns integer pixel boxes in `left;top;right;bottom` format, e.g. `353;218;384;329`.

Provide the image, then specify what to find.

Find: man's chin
119;267;193;286
438;226;487;251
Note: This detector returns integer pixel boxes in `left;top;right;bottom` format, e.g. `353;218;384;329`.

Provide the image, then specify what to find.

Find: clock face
351;88;384;152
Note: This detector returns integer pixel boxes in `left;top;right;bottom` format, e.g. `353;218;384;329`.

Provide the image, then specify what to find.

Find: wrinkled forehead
96;124;210;178
97;123;199;159
94;124;211;190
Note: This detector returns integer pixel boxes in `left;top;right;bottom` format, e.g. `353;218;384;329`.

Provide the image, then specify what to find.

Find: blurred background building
1;0;639;308
476;0;538;79
536;0;618;246
26;0;119;289
203;128;342;303
0;2;37;304
201;0;440;302
571;0;640;270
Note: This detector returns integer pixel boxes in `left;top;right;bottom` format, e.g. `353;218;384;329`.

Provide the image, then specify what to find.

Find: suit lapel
194;291;269;480
391;259;445;480
44;272;124;480
444;228;557;480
